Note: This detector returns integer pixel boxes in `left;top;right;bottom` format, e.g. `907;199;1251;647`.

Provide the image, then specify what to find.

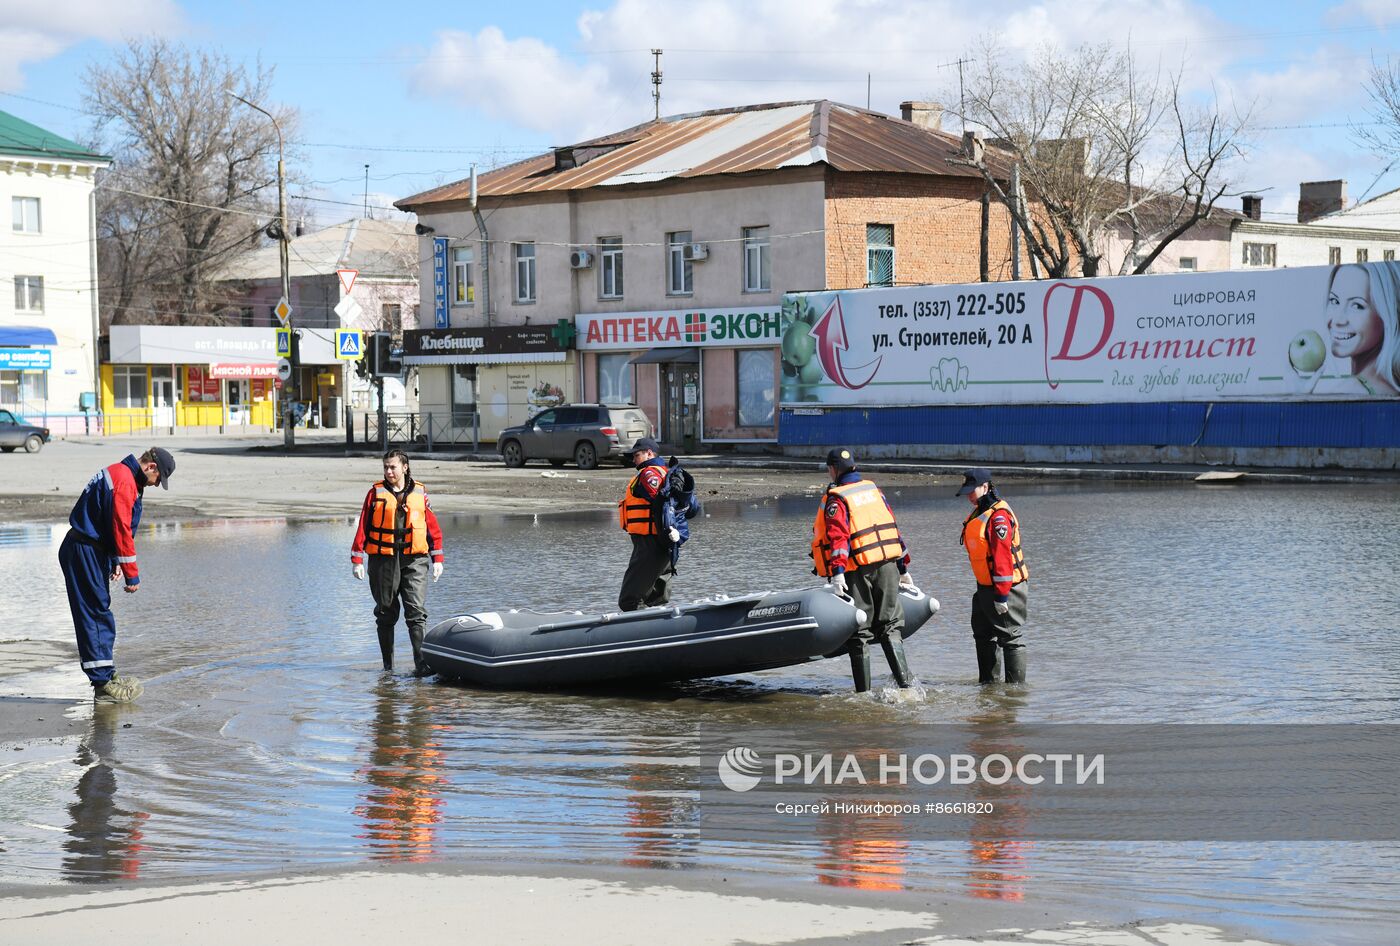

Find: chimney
1298;180;1346;223
1034;138;1090;177
900;101;945;132
961;130;985;163
1241;195;1262;221
295;216;306;237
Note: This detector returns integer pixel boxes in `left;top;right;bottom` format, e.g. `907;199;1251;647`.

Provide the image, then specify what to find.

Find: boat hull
422;585;939;688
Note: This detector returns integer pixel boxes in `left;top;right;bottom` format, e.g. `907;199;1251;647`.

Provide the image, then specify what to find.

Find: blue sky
2;0;1398;226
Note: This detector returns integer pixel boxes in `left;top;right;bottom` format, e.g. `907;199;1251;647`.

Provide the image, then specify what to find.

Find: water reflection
354;679;446;862
62;705;150;883
963;690;1033;902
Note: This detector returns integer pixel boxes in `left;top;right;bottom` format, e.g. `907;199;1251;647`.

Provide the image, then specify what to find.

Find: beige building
396;100;1022;447
0;109;110;434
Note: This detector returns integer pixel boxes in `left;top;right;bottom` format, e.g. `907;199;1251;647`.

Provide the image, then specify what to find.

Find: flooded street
2;480;1399;944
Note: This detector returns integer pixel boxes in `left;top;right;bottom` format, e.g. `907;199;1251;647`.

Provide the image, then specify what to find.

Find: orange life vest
961;499;1029;586
364;481;430;556
811;480;903;576
618;470;659;535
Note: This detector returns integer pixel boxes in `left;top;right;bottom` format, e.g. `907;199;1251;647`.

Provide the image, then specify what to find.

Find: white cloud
409;0;1235;142
0;1;182;91
1327;0;1400;27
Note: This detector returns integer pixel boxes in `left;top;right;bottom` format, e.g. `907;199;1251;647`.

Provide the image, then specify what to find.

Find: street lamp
227;89;296;449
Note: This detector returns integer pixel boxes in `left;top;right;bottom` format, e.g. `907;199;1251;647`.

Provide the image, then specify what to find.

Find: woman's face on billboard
1327;266;1385;360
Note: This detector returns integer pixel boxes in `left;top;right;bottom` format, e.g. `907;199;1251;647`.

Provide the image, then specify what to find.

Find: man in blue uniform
59;447;175;703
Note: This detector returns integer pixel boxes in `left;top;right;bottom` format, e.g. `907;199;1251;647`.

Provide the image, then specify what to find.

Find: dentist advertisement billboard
779;262;1400;406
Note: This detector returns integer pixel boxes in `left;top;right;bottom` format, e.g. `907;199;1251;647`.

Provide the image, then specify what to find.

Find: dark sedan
0;409;51;453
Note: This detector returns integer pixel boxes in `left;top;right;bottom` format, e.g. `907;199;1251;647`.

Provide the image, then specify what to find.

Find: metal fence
346;410;480;453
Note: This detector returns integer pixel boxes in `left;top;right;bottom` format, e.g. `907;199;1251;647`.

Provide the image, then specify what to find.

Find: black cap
956;467;991;496
825;447;856;473
629;437;660;456
151;447;176;490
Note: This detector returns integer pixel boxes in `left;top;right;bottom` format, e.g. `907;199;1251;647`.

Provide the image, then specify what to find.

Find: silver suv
498;403;652;470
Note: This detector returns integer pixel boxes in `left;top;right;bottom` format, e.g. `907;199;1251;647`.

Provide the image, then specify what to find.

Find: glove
432;562;443;582
353;563;365;581
667;527;681;543
898;571;915;588
831;572;848;596
993;599;1010;616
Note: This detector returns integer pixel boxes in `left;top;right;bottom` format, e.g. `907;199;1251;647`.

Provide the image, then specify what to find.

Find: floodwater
2;481;1399;944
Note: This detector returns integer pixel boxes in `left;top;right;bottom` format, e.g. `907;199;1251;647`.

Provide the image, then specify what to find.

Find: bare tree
85;39;299;326
1355;56;1400;164
954;40;1252;277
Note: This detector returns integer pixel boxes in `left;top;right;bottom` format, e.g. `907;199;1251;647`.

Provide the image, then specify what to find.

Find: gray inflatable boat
421;584;939;688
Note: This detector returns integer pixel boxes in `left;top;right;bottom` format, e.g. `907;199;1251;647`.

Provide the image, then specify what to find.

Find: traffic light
367;331;402;377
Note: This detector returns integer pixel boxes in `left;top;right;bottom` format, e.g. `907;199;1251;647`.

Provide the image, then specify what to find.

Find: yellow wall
99;364;275;431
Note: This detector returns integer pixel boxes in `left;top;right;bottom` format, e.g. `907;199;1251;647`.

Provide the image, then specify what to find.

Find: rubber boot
1002;647;1026;684
408;623;433;677
975;639;1001;685
376;623;395;672
848;639;872;693
879;633;914;688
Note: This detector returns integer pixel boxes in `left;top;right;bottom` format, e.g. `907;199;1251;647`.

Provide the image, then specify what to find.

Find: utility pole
363;164;370;218
227;89;295;449
651;49;663;120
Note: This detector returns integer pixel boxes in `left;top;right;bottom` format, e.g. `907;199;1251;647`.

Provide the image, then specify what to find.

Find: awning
629;347;699;365
402;351;568;366
0;326;57;346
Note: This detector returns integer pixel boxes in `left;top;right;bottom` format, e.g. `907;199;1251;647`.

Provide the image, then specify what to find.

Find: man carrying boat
617;437;688;612
812;448;916;692
351;449;445;676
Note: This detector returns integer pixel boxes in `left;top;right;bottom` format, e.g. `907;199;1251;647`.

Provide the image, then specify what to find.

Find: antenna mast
651;49;663;120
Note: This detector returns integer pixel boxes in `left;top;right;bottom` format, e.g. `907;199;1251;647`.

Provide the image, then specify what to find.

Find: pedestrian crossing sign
276;327;291;358
335;329;363;360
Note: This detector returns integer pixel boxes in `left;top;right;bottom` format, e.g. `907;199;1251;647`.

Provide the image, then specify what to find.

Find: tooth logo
929;357;970;393
718;747;763;792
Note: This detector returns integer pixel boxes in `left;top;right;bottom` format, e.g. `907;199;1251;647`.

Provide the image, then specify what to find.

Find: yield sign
337;268;358;295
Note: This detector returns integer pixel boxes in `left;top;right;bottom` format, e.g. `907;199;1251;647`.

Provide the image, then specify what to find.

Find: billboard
576;306;782;350
780;263;1400;405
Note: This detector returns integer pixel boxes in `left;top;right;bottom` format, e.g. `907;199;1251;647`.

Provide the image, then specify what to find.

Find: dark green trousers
971;581;1029;683
618;534;672;612
368;553;430;672
847;560;905;645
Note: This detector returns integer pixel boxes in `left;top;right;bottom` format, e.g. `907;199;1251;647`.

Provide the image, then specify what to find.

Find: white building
0;109;110;433
1232;181;1400;270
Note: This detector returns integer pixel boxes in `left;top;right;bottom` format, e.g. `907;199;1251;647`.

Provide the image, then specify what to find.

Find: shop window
13;275;43;312
866;224;894;287
112;367;147;409
599;237;623;299
514;242;536;303
597;352;635;404
744;226;771;292
737;348;775;427
667;230;693;295
452;246;474;305
0;371;45;405
452;365;477;426
11;197;40;233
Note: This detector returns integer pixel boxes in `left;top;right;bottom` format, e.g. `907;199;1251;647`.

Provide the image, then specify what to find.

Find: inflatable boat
420;585;939;688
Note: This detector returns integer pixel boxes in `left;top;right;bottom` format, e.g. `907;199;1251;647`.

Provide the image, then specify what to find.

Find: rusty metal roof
397;100;998;210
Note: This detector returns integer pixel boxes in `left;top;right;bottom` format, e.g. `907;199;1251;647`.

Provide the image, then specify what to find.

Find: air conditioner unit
569;250;594;270
682;242;709;262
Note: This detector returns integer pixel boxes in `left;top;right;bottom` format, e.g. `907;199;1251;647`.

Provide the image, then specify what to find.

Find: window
1385;249;1396;261
452;246;474;305
555;406;598;426
1329;246;1342;265
11;197;40;233
451;365;476;425
1178;257;1197;271
112;367;147;409
667;230;693;295
514;242;536;303
742;225;771;292
1241;242;1276;268
13;276;43;312
382;303;403;338
866;224;894;286
531;408;556;427
237;306;255;327
737;348;775;427
597;352;635;404
599;237;623;298
1357;248;1370;263
0;372;45;405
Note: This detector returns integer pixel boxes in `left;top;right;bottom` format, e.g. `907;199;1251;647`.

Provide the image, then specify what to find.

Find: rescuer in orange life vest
352;449;445;677
617;437;694;612
956;468;1029;684
812;448;917;693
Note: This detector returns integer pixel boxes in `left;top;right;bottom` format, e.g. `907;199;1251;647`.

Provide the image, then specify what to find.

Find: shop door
226;379;251;425
151;368;175;427
661;364;699;446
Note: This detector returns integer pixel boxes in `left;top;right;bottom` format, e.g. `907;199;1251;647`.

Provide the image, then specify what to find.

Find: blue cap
956;468;992;496
825;447;856;473
629;437;660;456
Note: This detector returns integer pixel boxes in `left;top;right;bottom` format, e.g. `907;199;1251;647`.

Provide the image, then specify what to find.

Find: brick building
397;100;1019;448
